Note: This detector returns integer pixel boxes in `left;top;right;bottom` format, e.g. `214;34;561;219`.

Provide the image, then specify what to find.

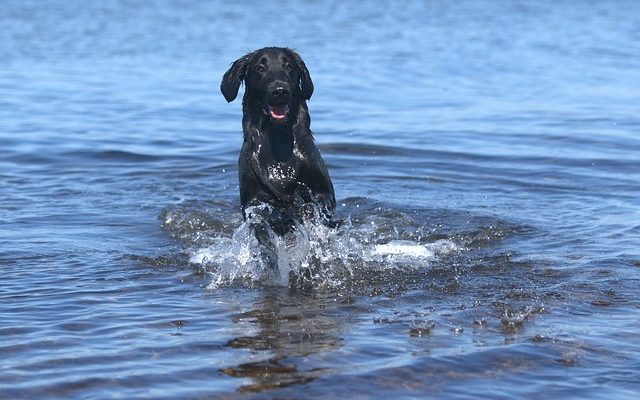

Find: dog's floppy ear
292;51;314;100
220;52;253;103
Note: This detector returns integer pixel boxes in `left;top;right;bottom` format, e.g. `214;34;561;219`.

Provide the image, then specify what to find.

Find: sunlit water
2;1;640;398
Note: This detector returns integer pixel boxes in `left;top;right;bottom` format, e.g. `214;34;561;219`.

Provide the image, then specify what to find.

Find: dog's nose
272;86;289;99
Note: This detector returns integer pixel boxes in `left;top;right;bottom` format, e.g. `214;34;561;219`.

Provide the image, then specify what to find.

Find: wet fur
220;47;335;236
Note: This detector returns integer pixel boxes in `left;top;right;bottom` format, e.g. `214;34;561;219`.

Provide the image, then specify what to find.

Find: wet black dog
221;47;335;238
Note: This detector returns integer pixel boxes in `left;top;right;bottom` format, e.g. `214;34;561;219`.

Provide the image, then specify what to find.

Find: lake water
2;1;640;398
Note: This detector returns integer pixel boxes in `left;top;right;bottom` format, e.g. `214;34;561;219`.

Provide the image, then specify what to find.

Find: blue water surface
1;1;640;398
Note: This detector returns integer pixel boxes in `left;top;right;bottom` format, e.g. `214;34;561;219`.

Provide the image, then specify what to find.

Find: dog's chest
253;139;302;192
262;157;300;195
266;162;296;182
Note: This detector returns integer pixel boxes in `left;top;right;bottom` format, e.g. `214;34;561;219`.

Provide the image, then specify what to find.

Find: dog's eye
255;64;266;73
285;63;293;72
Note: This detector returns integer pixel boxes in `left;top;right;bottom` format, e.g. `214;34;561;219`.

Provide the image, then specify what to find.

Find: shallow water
2;1;640;398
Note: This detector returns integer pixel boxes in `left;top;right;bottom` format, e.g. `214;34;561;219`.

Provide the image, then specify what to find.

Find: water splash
372;239;460;263
187;204;358;289
161;200;463;289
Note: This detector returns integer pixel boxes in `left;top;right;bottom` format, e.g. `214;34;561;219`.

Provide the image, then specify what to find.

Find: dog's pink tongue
269;104;289;119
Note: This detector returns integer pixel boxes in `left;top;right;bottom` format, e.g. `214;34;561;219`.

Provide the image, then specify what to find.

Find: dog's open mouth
267;104;290;121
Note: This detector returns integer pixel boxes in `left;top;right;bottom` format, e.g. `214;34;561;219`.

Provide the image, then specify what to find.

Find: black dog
221;47;335;236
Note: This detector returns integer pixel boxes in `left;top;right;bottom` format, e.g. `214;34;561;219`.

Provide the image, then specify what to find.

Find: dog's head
221;47;314;124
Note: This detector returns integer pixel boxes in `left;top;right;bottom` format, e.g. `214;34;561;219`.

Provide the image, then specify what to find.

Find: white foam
374;241;434;258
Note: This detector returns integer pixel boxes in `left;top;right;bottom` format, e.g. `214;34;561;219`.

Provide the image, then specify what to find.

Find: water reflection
222;288;343;392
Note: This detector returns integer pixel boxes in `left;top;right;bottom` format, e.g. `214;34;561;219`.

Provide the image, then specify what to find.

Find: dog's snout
272;86;289;99
268;80;291;102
